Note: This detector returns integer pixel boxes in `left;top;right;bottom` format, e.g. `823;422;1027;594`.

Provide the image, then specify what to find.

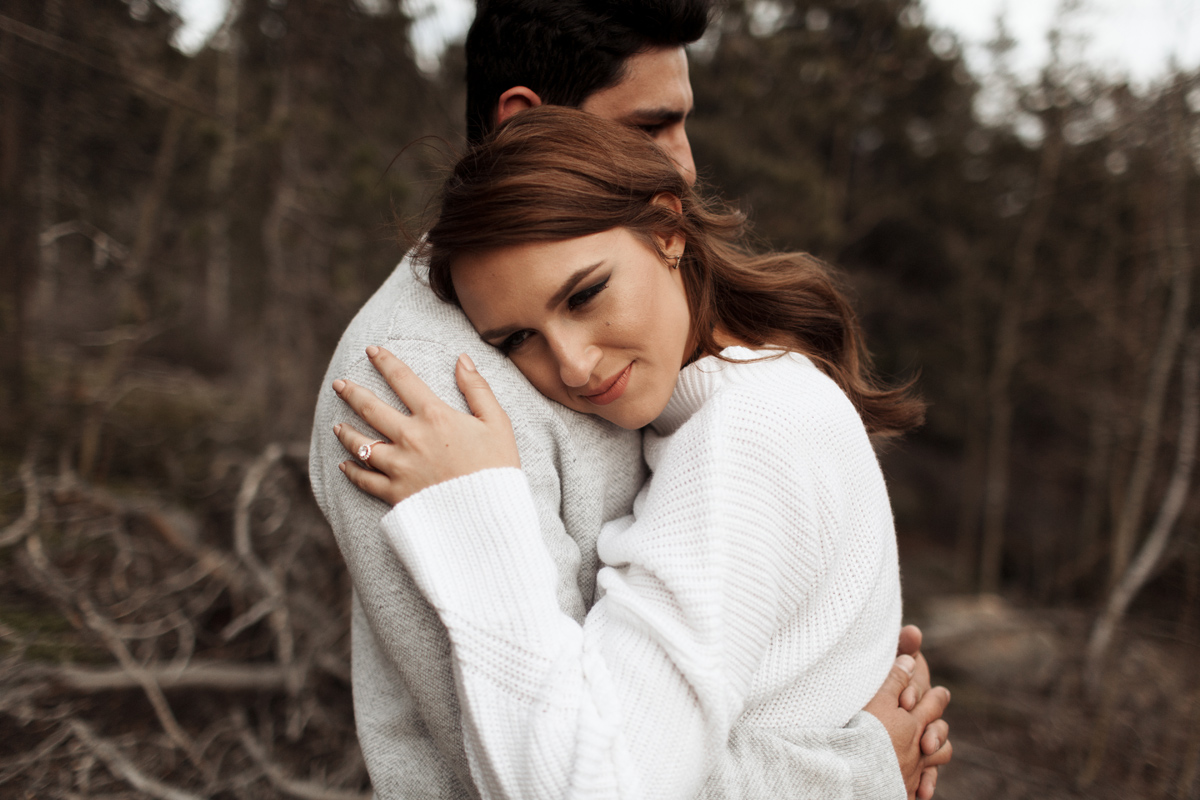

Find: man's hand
896;624;932;711
865;649;952;800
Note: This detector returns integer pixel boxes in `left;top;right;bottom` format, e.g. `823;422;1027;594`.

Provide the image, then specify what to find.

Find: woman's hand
332;346;520;505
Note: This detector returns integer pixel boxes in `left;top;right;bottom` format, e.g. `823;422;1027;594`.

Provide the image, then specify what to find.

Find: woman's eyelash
498;330;532;355
568;278;608;310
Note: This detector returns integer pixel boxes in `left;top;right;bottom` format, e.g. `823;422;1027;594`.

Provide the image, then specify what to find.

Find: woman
331;106;931;799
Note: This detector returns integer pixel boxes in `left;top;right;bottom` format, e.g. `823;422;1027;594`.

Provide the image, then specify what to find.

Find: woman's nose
552;335;602;388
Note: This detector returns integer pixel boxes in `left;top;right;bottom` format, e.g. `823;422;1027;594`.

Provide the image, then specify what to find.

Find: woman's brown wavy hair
416;106;924;437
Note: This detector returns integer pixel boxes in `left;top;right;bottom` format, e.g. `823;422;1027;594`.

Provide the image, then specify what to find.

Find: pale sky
172;0;1199;85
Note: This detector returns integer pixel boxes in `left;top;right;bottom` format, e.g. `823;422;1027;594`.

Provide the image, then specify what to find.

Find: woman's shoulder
652;347;863;450
710;348;858;422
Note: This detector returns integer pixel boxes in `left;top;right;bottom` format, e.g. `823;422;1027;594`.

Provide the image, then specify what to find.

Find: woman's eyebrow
546;261;604;310
478;262;606;342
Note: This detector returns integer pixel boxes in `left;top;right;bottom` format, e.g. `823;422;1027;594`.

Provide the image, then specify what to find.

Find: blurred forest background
1;0;1198;797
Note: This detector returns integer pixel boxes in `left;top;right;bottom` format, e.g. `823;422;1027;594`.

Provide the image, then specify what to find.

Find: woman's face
452;227;693;430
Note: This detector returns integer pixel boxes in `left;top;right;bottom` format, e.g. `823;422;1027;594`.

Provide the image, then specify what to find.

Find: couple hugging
309;1;953;798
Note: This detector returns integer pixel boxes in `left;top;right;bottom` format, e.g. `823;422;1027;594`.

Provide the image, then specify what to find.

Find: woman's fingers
366;346;443;416
333;423;389;466
455;354;508;423
332;378;409;441
338;458;398;501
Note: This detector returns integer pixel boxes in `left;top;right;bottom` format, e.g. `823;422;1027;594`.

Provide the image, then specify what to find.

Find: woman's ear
496;86;543;126
650;193;686;259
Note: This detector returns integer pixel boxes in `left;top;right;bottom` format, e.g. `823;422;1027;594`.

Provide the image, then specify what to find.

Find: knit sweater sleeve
380;378;896;800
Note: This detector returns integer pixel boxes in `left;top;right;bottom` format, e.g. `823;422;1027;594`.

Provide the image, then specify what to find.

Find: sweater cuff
380;468;564;640
846;711;909;800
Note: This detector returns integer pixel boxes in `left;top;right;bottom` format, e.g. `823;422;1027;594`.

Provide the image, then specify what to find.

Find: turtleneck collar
651;346;786;436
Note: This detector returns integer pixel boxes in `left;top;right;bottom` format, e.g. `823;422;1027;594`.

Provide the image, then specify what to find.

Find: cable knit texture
380;344;904;800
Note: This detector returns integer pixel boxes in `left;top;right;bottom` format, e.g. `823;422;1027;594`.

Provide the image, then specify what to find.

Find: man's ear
650;192;683;214
495;86;543;126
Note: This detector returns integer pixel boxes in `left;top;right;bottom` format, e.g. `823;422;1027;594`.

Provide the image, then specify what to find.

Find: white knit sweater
381;347;902;800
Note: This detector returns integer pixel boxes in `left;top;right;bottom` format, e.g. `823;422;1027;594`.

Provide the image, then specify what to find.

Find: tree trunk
1085;331;1199;695
0;28;33;414
1109;87;1196;587
33;0;63;320
205;5;242;337
978;110;1064;593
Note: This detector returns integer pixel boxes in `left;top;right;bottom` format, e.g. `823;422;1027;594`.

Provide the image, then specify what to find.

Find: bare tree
1108;83;1196;587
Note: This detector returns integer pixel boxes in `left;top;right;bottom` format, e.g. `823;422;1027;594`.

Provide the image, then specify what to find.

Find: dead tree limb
0;13;214;117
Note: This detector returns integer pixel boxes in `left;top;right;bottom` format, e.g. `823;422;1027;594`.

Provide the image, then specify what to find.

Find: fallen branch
0;725;73;785
0;451;40;548
26;660;289;693
69;719;207;800
24;535;209;775
234;443;299;691
238;722;370;800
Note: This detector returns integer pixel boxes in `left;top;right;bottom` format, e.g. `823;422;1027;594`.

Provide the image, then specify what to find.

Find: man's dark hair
465;0;711;143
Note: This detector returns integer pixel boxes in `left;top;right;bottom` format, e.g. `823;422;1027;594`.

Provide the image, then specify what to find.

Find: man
310;1;950;797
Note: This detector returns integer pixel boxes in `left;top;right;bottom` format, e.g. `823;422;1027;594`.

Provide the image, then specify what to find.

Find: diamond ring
357;439;387;462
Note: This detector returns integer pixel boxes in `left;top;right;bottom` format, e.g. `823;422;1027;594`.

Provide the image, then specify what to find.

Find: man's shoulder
333;256;479;368
318;256;528;397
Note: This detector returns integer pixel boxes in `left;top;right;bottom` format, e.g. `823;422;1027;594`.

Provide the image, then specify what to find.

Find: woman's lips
583;363;632;406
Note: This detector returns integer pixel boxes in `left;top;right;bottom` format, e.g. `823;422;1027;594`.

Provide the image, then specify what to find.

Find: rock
916;594;1064;691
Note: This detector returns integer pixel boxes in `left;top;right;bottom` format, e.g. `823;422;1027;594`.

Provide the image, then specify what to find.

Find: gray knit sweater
309;259;906;799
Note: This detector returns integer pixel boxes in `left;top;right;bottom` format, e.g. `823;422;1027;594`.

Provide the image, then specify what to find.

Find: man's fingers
898;624;923;657
922;719;949;756
456;354;508;424
366;346;442;416
900;684;918;711
917;766;938;800
923;736;953;768
910;652;932;703
875;654;917;705
913;684;951;727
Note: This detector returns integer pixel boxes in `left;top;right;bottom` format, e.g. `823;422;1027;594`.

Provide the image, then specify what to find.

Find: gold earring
668;254;682;269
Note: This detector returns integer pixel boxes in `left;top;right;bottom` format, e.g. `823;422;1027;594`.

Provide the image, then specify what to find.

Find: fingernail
896;654;916;675
366;345;380;358
333;424;342;436
459;353;476;372
338;462;346;472
333;380;346;393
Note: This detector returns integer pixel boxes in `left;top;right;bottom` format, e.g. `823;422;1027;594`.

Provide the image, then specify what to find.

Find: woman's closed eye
498;329;533;355
568;278;608;310
495;278;608;354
